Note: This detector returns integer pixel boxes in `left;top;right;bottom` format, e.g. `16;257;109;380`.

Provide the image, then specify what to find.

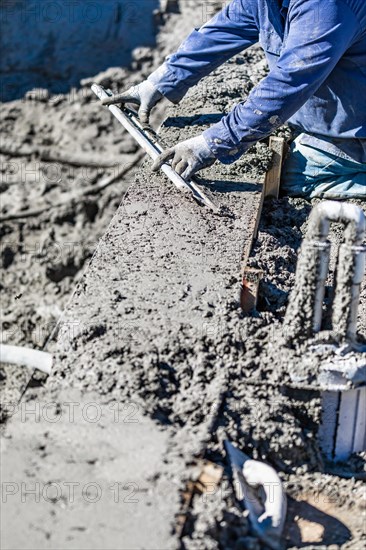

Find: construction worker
104;0;366;199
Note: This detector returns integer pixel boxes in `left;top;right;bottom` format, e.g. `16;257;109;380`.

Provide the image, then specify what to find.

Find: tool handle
92;84;219;211
92;84;188;192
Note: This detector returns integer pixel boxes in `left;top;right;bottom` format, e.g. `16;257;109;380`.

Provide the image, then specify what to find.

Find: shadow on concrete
285;495;352;547
0;0;159;101
164;113;225;128
198;178;262;194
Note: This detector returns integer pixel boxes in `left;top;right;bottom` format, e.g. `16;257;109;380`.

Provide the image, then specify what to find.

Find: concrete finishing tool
92;84;219;212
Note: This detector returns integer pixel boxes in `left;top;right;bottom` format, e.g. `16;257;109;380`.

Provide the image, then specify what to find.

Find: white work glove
152;135;216;181
101;80;163;124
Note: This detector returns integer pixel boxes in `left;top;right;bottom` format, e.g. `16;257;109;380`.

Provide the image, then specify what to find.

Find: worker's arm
203;0;362;163
103;0;257;120
148;0;259;103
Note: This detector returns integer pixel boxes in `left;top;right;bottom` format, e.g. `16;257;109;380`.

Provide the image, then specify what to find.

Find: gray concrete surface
1;0;159;100
1;58;267;549
2;1;365;546
1;389;179;550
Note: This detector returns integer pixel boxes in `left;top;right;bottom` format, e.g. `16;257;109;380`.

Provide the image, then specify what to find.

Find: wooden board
264;136;286;199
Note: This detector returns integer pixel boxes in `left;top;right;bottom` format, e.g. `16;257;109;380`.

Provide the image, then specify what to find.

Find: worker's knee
281;136;329;197
307;175;366;199
281;135;366;199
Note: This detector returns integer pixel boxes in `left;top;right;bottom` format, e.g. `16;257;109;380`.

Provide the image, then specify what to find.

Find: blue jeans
281;134;366;199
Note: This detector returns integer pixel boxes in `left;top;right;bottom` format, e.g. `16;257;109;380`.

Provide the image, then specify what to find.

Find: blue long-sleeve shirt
149;0;366;164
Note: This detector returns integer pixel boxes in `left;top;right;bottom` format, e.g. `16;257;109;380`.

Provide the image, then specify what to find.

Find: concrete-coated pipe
332;245;366;341
286;201;365;343
284;240;330;339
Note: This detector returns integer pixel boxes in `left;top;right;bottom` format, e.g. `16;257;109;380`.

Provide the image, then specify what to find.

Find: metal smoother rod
123;107;219;210
92;84;218;211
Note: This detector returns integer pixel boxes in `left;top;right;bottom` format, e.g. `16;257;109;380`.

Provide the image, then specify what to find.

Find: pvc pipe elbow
307;201;366;245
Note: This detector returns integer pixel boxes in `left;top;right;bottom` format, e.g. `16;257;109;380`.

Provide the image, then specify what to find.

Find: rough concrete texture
1;0;159;100
0;0;211;416
332;243;362;341
283;240;330;341
284;202;366;344
2;31;271;549
1;1;366;549
0;363;29;427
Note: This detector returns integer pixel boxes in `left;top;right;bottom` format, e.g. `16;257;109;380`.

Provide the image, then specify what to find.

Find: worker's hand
101;80;163;124
152;135;216;181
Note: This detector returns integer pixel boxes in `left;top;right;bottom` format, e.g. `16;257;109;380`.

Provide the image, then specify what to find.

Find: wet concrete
1;0;159;100
1;1;365;547
284;240;330;342
1;51;268;548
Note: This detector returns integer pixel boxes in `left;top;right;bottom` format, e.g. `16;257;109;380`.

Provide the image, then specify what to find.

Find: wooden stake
253;136;286;240
241;267;264;313
175;460;224;537
264;136;286;199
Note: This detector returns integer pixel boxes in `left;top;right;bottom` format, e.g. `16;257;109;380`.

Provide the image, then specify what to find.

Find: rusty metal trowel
224;440;287;550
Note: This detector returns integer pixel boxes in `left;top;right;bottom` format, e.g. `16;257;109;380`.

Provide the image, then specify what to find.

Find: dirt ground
1;1;365;549
0;0;201;412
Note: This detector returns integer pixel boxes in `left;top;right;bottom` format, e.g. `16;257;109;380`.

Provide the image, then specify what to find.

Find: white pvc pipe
306;201;366;339
243;459;287;531
308;201;366;245
0;345;53;375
